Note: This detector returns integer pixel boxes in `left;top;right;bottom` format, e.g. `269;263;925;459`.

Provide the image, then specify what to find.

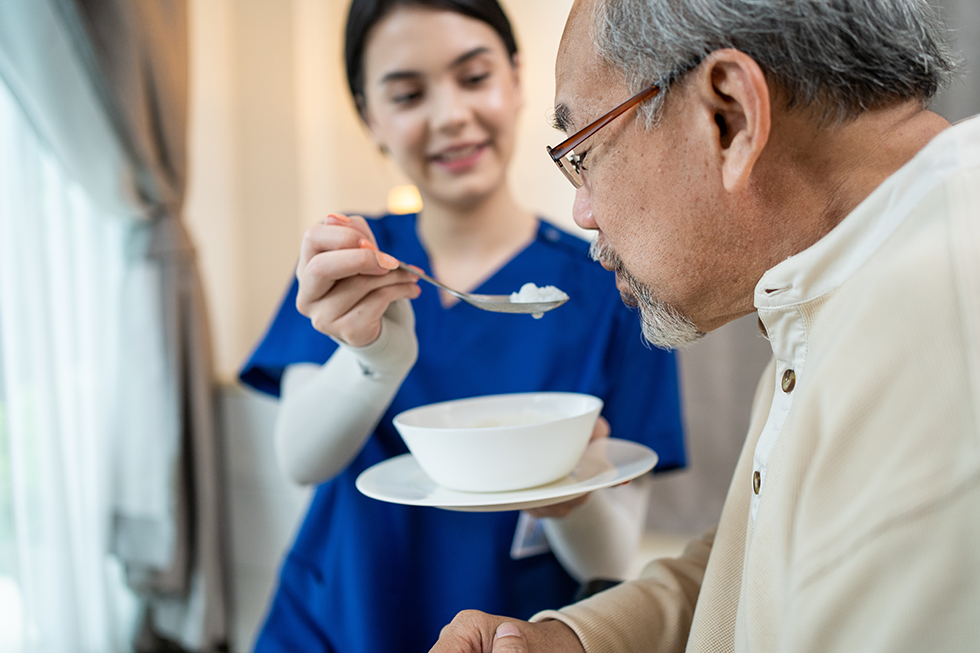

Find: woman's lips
430;143;488;172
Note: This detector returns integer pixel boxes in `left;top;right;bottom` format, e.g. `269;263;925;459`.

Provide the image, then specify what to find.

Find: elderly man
430;0;980;651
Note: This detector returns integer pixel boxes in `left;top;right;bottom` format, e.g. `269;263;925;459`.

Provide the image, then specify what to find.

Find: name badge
510;511;551;559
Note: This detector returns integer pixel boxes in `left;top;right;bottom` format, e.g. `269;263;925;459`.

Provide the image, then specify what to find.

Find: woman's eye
462;72;490;86
391;89;423;105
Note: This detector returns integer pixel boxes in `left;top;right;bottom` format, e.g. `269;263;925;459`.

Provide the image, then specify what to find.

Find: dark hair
344;0;519;116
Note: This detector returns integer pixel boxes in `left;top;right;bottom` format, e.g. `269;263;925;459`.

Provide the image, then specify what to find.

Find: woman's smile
429;141;490;172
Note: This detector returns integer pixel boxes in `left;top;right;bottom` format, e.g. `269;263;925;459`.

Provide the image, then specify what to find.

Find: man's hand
430;611;585;653
492;623;530;653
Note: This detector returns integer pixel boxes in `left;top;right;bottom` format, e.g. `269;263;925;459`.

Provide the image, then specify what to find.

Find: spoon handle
397;262;468;301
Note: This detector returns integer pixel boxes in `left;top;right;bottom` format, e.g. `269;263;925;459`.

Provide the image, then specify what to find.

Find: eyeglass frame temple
547;84;661;161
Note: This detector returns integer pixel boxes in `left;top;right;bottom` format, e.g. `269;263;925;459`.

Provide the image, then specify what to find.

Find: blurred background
0;0;976;651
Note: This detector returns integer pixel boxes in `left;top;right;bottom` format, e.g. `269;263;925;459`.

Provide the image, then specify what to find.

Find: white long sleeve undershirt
541;475;653;583
274;299;419;485
273;297;647;581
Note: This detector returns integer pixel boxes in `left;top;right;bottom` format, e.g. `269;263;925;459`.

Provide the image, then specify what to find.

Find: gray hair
595;0;957;124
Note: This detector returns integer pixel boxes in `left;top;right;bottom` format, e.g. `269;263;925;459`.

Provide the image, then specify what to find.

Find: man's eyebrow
380;46;492;85
551;103;573;133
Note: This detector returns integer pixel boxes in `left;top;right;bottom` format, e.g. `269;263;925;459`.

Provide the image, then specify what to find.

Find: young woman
239;1;686;651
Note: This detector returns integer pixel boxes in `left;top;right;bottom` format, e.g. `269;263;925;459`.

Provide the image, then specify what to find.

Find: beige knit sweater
534;117;980;653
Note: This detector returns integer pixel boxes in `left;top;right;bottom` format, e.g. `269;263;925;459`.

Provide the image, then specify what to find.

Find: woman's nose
572;184;597;231
431;85;470;134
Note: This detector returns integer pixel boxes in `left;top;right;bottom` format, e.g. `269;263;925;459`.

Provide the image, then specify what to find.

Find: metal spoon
397;262;568;316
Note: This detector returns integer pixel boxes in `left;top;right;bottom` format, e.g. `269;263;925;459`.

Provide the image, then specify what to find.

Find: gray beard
590;238;704;350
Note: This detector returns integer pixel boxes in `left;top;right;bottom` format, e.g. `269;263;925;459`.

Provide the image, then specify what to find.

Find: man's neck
764;101;950;261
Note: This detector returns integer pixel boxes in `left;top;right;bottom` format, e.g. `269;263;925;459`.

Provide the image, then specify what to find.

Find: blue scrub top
240;214;685;653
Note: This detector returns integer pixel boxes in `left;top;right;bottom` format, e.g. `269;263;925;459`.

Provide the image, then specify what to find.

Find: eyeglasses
546;84;661;188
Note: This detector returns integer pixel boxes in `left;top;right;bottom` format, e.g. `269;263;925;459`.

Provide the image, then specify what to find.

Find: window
0;72;138;653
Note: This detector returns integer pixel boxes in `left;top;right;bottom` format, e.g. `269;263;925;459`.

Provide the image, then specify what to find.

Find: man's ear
695;49;771;193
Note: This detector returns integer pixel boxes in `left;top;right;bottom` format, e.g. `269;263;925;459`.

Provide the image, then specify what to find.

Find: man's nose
572;184;597;230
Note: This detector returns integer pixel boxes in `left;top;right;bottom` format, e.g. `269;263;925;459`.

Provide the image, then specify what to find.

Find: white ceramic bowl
392;392;603;493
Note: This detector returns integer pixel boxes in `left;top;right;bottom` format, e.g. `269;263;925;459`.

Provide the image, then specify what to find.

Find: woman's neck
416;185;538;298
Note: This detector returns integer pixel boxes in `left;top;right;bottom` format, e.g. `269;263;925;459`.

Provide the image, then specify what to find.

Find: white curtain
0;75;144;650
0;0;228;648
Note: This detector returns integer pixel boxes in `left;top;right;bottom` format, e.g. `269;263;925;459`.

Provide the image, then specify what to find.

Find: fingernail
494;623;523;642
324;213;350;224
358;238;378;251
376;251;399;270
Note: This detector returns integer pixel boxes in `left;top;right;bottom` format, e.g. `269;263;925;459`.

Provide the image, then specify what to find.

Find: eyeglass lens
554;149;585;188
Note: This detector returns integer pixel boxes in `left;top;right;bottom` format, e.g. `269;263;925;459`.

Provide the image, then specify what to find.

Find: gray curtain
50;0;229;650
931;0;980;122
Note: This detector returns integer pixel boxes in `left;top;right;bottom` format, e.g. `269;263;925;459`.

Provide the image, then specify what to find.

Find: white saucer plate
355;438;658;512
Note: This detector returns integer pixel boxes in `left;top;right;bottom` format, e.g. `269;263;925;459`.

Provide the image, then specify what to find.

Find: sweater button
781;369;796;393
752;470;761;494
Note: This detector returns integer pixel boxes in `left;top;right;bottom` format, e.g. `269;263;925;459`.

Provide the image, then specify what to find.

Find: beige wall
184;0;579;381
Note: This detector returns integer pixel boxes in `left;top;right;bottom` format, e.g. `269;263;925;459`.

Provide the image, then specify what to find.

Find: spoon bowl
398;262;568;316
